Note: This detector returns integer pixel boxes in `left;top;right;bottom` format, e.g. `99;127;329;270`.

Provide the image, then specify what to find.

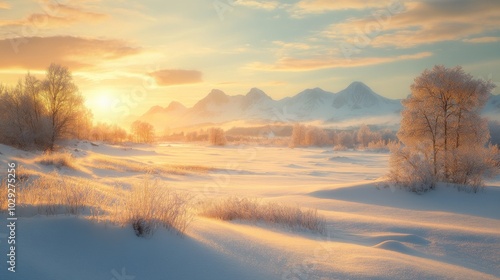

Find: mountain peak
146;105;164;115
166;101;186;112
333;82;380;109
247;87;265;95
194;89;230;109
241;88;272;110
246;88;271;100
207;89;227;98
345;81;372;93
295;87;333;99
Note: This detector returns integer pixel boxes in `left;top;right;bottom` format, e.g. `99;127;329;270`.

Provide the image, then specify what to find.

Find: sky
0;0;499;123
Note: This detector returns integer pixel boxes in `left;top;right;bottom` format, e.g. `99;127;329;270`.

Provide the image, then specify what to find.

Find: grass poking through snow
200;197;326;234
115;178;194;237
4;172;193;237
90;157;215;175
36;152;80;170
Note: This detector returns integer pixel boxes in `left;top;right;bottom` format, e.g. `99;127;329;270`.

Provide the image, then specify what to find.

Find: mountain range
138;81;500;130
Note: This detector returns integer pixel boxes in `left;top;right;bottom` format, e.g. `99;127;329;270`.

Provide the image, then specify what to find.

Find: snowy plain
0;142;499;280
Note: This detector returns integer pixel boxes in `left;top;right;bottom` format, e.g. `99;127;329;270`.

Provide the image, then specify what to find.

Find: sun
96;94;114;109
85;91;117;121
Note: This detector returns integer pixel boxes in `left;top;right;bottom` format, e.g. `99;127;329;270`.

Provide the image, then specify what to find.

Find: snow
0;143;499;279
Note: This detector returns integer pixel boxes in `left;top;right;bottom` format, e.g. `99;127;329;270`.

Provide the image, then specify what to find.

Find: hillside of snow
0;142;499;280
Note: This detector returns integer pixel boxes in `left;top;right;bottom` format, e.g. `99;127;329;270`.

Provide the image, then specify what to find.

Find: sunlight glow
85;90;118;122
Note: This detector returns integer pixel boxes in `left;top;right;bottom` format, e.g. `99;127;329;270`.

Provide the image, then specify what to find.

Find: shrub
366;140;390;152
335;131;355;149
387;144;435;193
117;178;193;237
448;145;500;192
36;152;79;170
199;196;326;234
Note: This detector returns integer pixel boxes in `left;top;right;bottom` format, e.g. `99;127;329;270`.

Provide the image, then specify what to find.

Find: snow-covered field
0;142;499;280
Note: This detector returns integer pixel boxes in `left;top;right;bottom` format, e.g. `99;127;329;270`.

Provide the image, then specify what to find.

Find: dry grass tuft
16;174;114;217
91;157;214;175
36;152;80;170
200;197;326;234
114;178;194;237
3;171;193;237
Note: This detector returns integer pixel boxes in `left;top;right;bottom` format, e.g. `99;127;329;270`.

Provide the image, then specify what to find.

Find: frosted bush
117;178;193;237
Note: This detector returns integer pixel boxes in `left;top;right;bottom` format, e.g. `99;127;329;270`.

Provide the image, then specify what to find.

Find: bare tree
41;64;86;150
0;75;51;148
131;121;155;143
289;123;305;148
72;107;94;140
208;127;227;146
336;131;355;149
305;126;330;147
391;65;497;191
356;124;381;148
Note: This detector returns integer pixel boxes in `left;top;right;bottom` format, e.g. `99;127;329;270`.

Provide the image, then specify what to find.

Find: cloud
0;2;107;28
148;69;202;86
0;36;140;70
0;1;10;9
463;36;500;43
235;0;280;10
247;52;432;71
272;41;311;50
320;0;500;48
290;0;389;16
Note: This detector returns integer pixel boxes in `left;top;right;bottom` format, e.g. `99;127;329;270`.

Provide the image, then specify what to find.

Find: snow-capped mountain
137;82;500;129
138;82;401;128
333;81;396;109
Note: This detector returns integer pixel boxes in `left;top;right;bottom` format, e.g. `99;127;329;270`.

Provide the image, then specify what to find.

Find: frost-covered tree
208;127;227;146
0;75;52;148
289;123;306;148
357;124;372;147
0;65;92;150
91;123;128;143
304;126;330;147
390;65;498;191
356;124;381;148
131;121;155;143
335;131;355;149
42;64;87;150
290;124;330;147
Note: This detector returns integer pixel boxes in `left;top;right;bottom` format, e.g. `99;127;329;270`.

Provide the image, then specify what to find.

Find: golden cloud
0;2;107;28
235;0;280;10
148;69;203;86
463;37;500;43
321;0;500;48
0;36;140;70
0;1;10;9
291;0;387;16
247;52;432;71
